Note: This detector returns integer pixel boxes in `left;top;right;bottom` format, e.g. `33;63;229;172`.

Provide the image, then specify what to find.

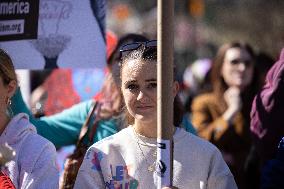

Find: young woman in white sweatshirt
75;41;237;189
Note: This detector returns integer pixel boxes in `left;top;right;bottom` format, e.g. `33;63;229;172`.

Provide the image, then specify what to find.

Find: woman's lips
136;105;153;110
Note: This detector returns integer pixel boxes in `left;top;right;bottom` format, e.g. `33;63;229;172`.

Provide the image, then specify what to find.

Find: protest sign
0;0;39;41
0;0;106;69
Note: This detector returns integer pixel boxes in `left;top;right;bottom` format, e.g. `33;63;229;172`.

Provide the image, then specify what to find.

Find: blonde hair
0;49;17;85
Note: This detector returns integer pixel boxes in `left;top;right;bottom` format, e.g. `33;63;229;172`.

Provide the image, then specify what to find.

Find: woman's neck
133;120;157;138
0;114;9;135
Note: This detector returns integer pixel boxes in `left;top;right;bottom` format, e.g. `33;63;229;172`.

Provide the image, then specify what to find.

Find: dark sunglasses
230;58;253;66
119;40;157;59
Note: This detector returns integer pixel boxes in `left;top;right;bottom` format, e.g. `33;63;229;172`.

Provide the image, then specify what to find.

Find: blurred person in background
242;50;276;189
0;49;58;188
28;31;119;118
250;48;284;188
191;41;261;189
182;58;212;114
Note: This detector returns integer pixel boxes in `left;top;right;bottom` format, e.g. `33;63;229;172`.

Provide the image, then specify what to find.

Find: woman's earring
5;97;13;118
6;97;11;106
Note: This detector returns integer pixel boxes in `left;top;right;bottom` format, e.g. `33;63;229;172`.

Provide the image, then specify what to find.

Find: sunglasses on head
119;40;157;59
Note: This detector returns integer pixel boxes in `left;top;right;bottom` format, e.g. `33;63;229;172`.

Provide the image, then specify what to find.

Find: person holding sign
0;49;58;188
74;40;237;188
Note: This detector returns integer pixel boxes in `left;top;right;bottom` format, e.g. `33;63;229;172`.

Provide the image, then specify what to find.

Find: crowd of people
0;31;283;189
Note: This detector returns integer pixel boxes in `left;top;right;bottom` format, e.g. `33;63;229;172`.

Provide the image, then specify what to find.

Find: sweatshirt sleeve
74;148;105;189
21;141;59;189
11;87;93;148
207;148;238;189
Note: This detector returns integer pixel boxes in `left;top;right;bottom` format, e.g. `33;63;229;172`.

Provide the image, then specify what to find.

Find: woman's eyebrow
145;79;156;82
124;80;136;85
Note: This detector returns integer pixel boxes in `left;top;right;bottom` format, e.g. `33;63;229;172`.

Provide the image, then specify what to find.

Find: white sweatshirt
0;113;59;189
74;126;237;189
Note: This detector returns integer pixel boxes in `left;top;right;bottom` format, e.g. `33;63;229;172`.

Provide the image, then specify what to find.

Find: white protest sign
0;0;106;69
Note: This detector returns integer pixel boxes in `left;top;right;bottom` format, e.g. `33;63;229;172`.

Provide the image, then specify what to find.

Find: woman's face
221;47;254;90
121;59;157;124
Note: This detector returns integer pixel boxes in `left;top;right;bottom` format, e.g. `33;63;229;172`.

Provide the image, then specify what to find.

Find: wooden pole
157;0;174;188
